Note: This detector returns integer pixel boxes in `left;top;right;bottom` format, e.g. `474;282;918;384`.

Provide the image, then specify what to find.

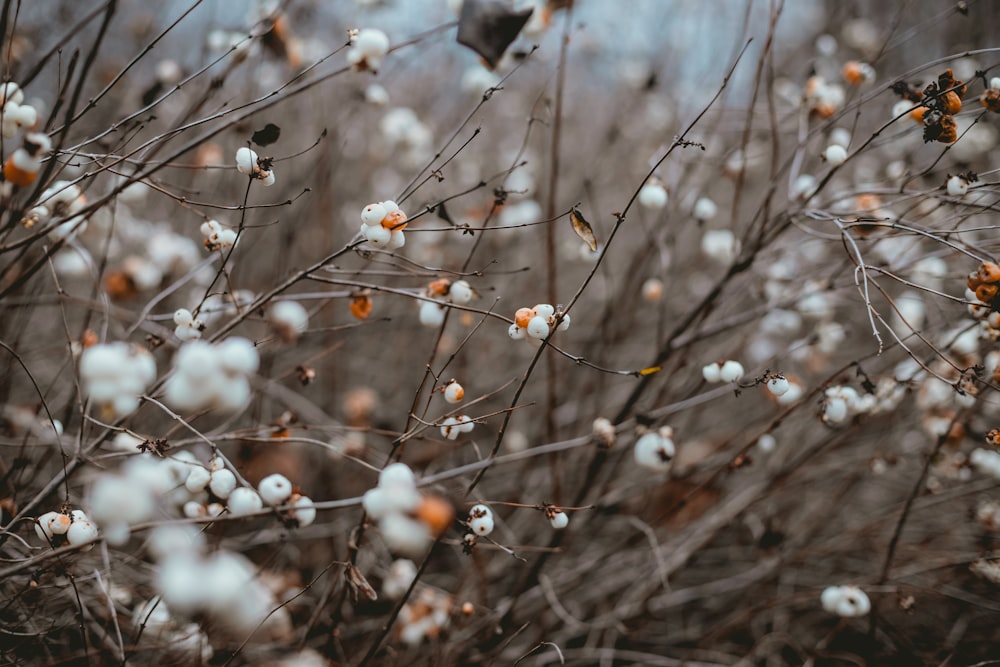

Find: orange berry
812;101;837;119
935;115;958;143
980;262;1000;283
415;495;454;537
103;270;136;300
3;158;36;186
909;105;927;124
855;193;881;212
976;283;998;303
942;91;962;115
514;307;536;329
982;89;1000;113
842;61;867;86
427;278;451;296
380;209;407;231
350;293;373;320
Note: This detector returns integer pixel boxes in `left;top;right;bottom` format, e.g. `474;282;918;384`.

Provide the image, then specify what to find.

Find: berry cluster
35;508;98;550
163;337;259;412
79;342;158;418
360;200;408;250
507;303;570;345
363;463;454;557
235;146;276;186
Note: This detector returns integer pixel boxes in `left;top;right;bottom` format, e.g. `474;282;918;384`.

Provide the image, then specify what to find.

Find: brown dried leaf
345;564;378;603
569;207;598;252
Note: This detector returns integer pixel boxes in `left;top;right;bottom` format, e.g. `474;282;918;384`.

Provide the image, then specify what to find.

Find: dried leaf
569;207;598;252
252;123;281;147
345;564;378;603
457;0;534;69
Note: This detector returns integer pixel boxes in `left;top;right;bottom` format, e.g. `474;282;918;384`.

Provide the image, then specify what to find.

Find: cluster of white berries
383;558;417;600
35;508;98;550
163;337;259;412
418;278;474;328
804;75;846;118
467;504;494;536
0;82;38;138
151;525;291;639
362;463;434;556
36;180;88;241
821;385;876;426
820;584;871;617
131;598;213;663
268;299;310;341
183;462;316;525
702;359;745;384
634;426;676;472
199;219;238;251
638;180;668;210
360;200;408;250
508;303;570;345
397;587;454;646
172;308;205;341
4;131;51;187
79;342;157;418
235;146;275;186
440;414;474;440
439;380;475;440
347;28;390;72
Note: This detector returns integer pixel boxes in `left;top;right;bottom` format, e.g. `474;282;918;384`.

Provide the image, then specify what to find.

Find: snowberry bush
2;1;1000;664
